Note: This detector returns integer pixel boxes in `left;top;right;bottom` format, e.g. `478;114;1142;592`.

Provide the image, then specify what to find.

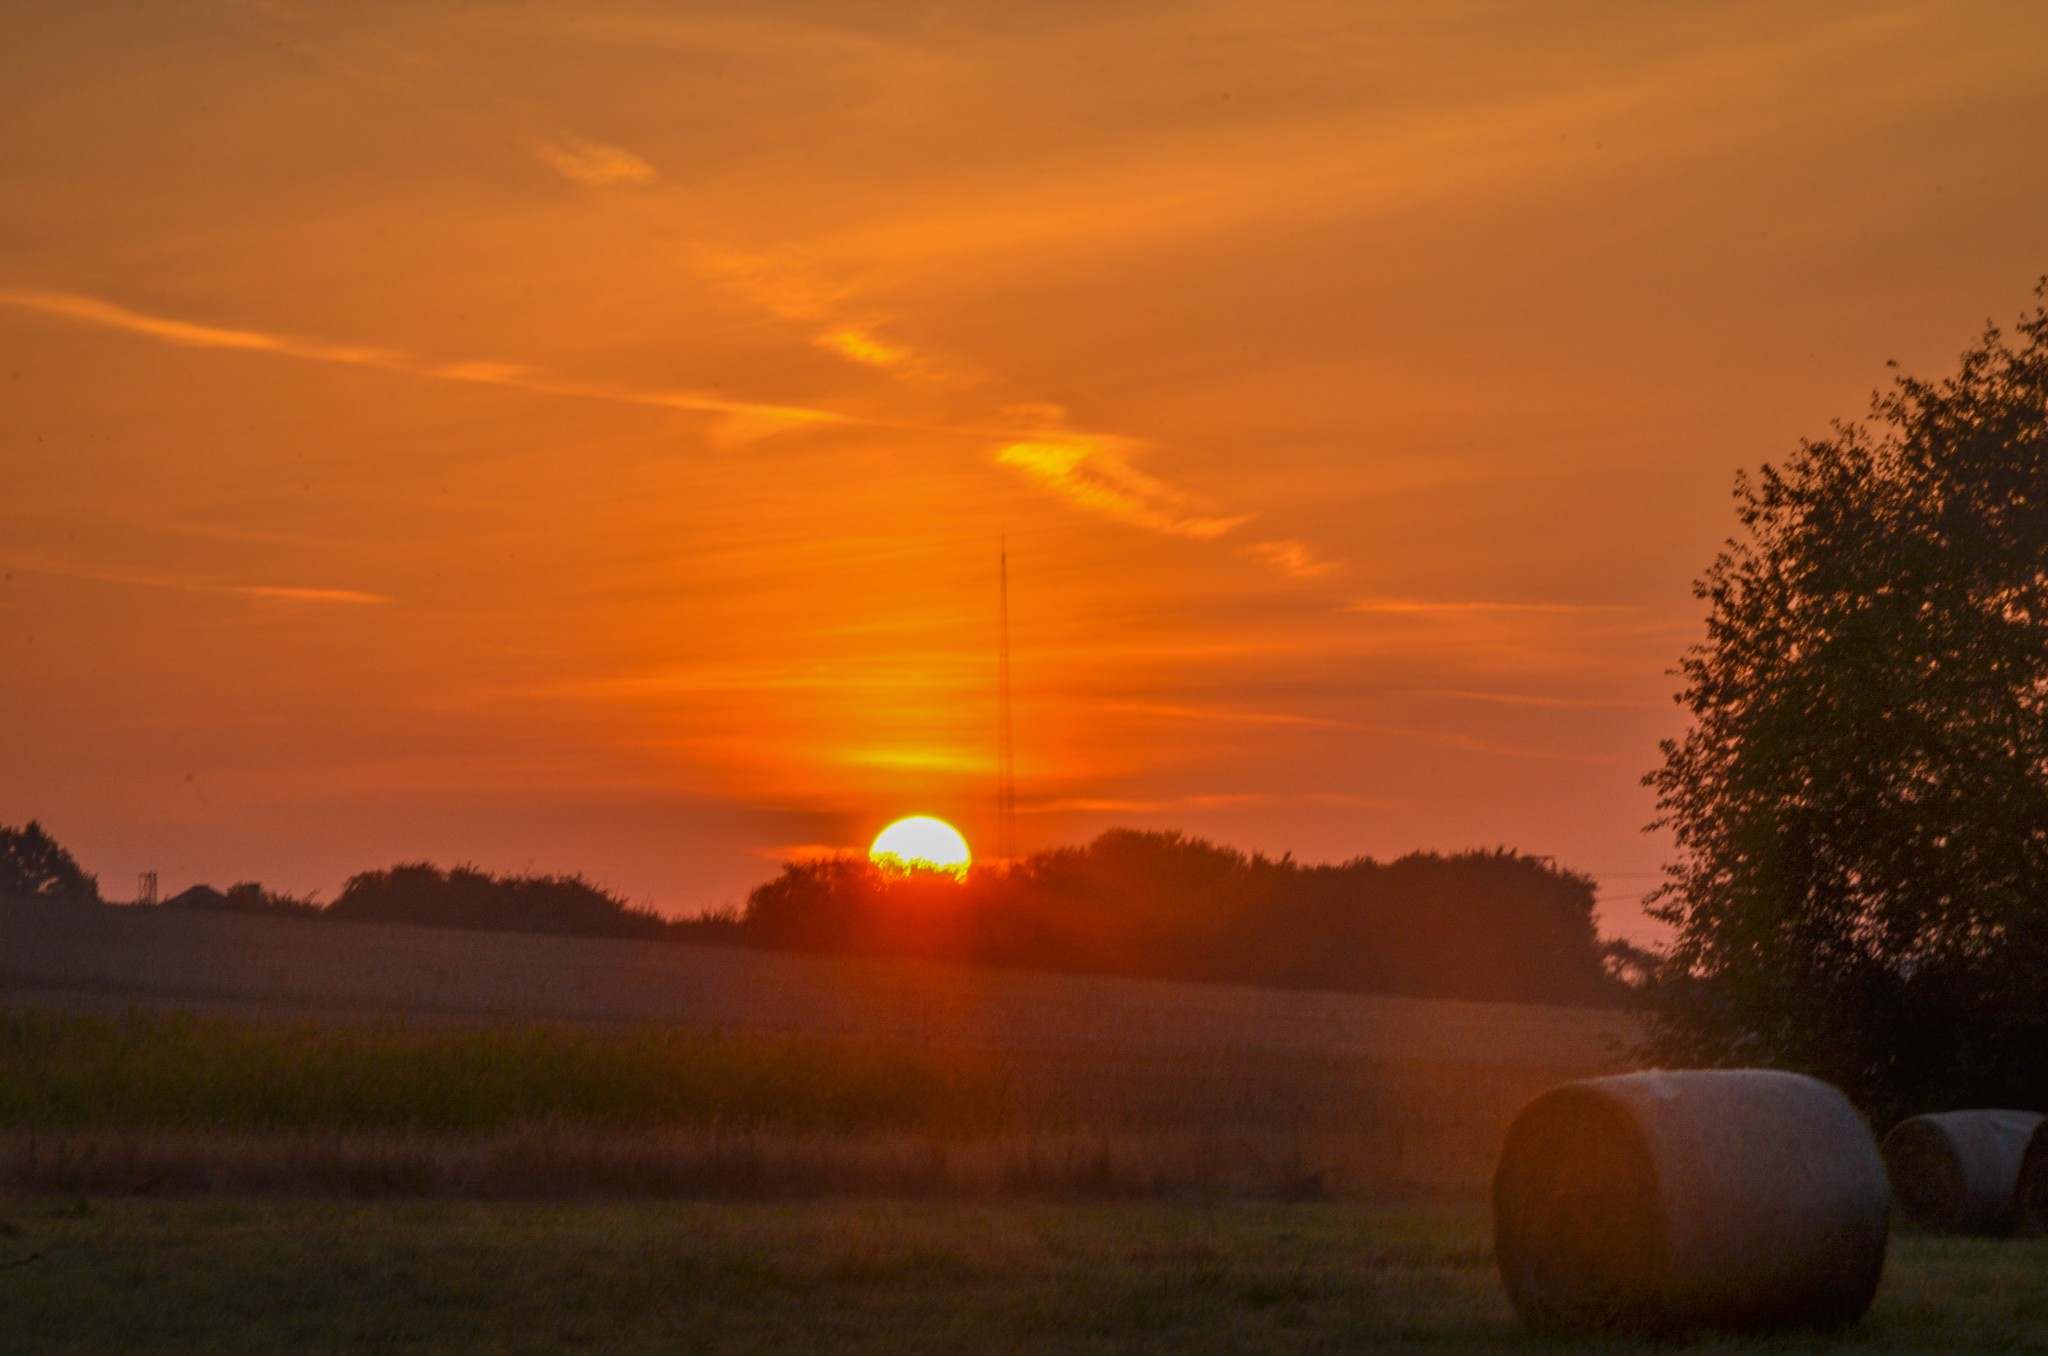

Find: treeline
3;821;1628;1006
737;831;1626;1006
325;864;675;940
0;822;676;941
166;865;682;942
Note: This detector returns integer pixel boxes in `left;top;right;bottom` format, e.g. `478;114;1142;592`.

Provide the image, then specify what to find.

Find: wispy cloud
538;137;655;186
691;245;850;324
995;433;1248;540
1024;794;1268;814
9;559;391;606
1350;595;1639;617
1098;694;1621;765
693;247;979;388
1397;688;1663;711
1380;727;1622;765
813;323;978;387
3;287;1267;545
1025;791;1382;815
686;249;1270;540
233;585;391;605
0;289;848;447
1102;701;1347;729
813;325;912;370
527;653;981;701
1246;539;1335;579
4;290;403;366
797;7;1962;278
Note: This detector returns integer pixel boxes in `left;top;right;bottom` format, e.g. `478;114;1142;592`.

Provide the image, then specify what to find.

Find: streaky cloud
1025;791;1381;815
1246;538;1336;579
1025;794;1267;814
1397;688;1663;711
1101;701;1350;729
2;290;404;365
814;325;914;370
0;288;852;441
4;288;1263;544
995;434;1249;540
1349;594;1642;616
233;585;392;605
538;137;655;186
8;558;391;606
1100;692;1620;764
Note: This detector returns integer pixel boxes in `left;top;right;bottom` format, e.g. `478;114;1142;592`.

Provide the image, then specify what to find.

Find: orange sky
6;2;2048;943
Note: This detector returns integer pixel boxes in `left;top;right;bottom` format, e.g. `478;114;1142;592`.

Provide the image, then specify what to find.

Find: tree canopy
165;881;323;918
329;863;671;940
0;820;99;904
1645;284;2048;1122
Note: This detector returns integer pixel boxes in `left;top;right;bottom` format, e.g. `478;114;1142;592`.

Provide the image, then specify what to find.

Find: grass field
0;1008;1008;1135
0;901;1632;1073
0;1007;1604;1199
0;1198;2041;1355
0;902;1636;1197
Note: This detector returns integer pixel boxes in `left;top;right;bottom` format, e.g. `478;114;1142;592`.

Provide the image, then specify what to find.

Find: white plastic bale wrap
1492;1069;1890;1335
1882;1110;2042;1236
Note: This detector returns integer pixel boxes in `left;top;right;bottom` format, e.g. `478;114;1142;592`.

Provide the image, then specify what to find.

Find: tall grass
0;1008;1009;1136
0;1126;1361;1199
0;1006;1614;1199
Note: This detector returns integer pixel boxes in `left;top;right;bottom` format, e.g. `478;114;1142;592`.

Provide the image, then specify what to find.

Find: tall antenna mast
997;536;1017;861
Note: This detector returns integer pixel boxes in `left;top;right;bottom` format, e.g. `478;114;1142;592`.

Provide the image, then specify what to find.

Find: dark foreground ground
0;1199;2041;1355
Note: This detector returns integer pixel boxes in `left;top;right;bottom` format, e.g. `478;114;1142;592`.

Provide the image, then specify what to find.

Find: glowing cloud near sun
870;816;971;879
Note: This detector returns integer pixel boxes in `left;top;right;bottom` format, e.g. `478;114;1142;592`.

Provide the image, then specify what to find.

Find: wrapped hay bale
2014;1118;2048;1235
1492;1069;1889;1335
1882;1110;2041;1236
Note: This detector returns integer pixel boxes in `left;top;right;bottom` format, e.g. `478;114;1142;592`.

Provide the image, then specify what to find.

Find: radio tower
997;536;1018;861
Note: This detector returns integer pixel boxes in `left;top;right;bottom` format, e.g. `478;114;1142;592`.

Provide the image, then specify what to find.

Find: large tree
0;820;100;904
1645;284;2048;1123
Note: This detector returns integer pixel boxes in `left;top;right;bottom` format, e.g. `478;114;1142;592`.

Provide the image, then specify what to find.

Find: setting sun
870;817;971;879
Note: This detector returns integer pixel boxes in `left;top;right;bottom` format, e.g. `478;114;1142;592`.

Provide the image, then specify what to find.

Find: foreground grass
0;1200;2042;1355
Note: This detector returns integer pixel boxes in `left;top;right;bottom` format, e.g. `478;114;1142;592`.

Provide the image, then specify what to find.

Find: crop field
0;1197;2041;1355
0;901;1631;1066
0;901;1638;1197
0;1007;1604;1199
0;1008;1009;1136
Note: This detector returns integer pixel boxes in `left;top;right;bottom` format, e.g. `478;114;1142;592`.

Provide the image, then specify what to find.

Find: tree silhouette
165;881;322;917
328;863;669;939
1645;282;2048;1122
727;829;1621;1005
0;821;99;904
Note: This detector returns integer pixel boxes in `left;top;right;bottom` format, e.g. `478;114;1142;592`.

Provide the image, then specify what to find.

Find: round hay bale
2014;1118;2048;1235
1492;1069;1889;1335
1882;1110;2041;1236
